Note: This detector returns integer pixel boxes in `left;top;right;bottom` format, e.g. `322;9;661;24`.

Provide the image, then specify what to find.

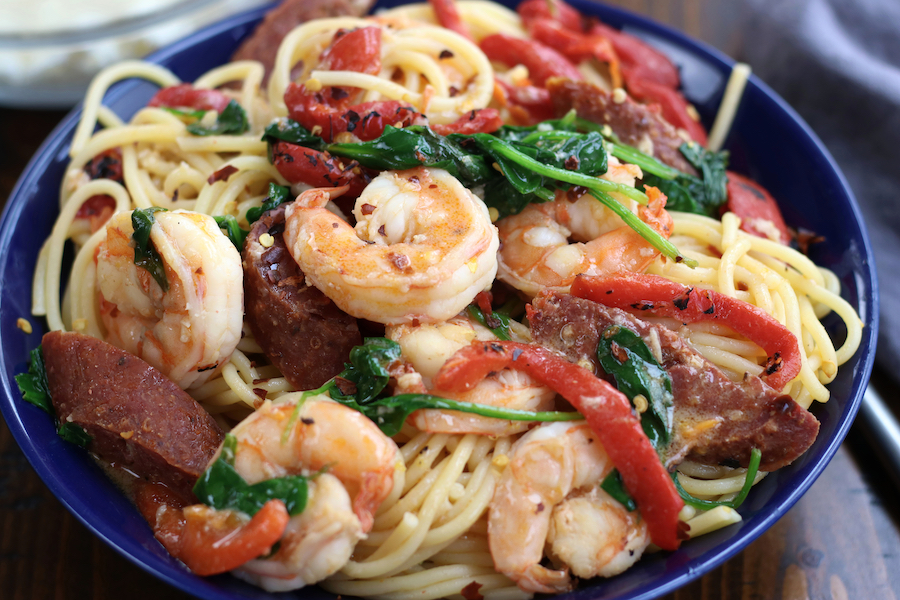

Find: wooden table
2;2;899;598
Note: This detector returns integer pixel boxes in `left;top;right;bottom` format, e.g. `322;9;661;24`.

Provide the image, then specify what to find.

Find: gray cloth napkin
740;0;900;382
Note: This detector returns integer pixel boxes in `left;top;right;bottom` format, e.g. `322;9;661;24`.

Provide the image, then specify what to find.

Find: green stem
391;394;584;423
674;448;762;510
483;137;650;204
589;189;698;268
607;143;681;180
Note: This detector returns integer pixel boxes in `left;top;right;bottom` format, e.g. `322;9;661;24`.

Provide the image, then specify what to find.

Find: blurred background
1;1;898;598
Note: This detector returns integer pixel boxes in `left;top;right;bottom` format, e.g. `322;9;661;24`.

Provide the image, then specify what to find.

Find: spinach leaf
596;325;674;449
642;142;729;217
331;337;404;405
193;434;309;517
15;346;92;448
674;448;762;510
214;215;249;252
245;182;292;224
601;469;637;512
161;107;208;121
131;207;169;293
328;126;493;186
15;346;52;414
466;304;512;341
186;99;249;136
58;422;92;446
263;118;325;150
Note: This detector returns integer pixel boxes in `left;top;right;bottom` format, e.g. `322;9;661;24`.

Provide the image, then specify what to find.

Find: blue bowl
0;2;879;599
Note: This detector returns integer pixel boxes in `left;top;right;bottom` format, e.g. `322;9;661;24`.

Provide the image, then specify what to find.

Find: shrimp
496;162;673;297
234;473;364;592
95;209;243;389
489;421;649;594
283;166;499;325
547;486;649;580
387;314;556;435
170;397;403;591
230;397;403;533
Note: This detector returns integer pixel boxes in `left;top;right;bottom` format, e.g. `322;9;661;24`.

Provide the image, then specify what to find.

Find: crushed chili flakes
207;165;239;185
461;581;484;600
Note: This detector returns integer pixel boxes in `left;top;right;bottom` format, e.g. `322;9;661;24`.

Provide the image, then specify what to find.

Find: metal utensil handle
859;385;900;491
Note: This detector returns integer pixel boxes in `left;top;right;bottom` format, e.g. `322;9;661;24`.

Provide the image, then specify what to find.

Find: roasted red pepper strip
725;171;791;245
319;26;383;75
271;141;369;197
570;273;802;391
147;83;232;113
480;34;583;87
590;22;680;89
433;341;684;551
494;79;555;125
429;0;472;40
527;19;622;89
624;75;708;145
517;0;585;32
431;108;503;135
285;83;421;142
135;482;289;576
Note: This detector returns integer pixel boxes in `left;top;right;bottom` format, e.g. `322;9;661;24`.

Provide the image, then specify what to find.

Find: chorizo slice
42;330;224;499
547;78;698;175
242;205;361;390
528;292;819;471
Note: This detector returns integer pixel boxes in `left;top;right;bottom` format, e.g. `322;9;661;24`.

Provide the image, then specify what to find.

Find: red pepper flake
439;49;455;59
763;352;783;375
567;185;589;201
792;228;825;255
334;377;357;396
208;165;239;185
361;203;376;215
564;155;580;170
388;252;411;271
610;341;629;363
252;388;267;400
460;581;484;600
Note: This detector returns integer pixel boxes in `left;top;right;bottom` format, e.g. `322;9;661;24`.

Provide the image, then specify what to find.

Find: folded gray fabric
740;0;900;382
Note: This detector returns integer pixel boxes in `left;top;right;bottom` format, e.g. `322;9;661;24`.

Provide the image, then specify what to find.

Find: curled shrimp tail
641;186;673;237
296;184;351;209
353;471;396;532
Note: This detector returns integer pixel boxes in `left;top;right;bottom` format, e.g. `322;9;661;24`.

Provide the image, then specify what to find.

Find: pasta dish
18;0;863;598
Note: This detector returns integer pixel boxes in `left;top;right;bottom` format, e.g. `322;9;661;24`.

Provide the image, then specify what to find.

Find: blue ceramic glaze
0;2;878;599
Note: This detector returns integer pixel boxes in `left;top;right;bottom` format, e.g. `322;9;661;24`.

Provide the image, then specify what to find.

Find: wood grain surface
2;2;900;598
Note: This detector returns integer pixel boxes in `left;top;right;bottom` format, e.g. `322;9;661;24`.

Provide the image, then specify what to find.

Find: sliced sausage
231;0;376;82
547;78;698;175
42;330;224;499
528;292;819;471
243;205;361;390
